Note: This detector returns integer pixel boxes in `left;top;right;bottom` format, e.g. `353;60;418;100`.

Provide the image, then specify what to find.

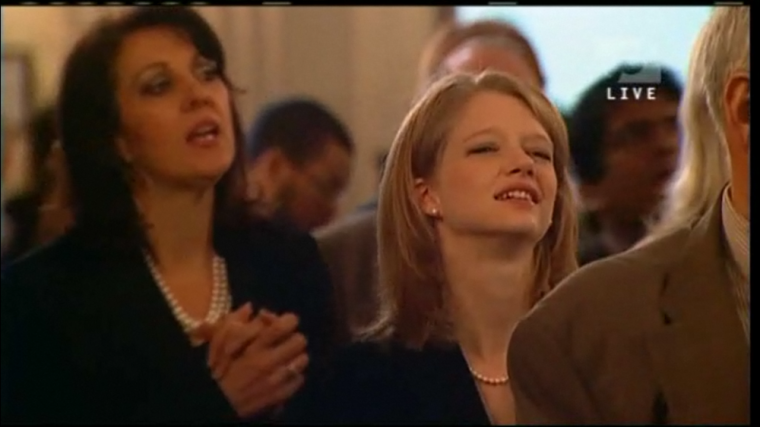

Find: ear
265;147;295;183
724;71;749;153
414;177;441;218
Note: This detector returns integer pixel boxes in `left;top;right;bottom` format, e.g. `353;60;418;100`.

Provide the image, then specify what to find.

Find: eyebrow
463;126;502;143
520;133;553;146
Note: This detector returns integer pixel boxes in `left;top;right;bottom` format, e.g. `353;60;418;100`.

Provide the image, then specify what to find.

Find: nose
182;78;213;111
503;147;536;177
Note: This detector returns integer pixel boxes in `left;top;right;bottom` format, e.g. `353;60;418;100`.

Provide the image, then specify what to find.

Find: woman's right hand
197;305;310;419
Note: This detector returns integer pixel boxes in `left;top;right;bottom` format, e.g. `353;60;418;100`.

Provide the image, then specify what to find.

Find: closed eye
468;144;498;155
531;150;553;161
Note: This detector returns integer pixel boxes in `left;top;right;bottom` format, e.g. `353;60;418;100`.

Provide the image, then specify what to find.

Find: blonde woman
317;18;549;341
291;70;577;424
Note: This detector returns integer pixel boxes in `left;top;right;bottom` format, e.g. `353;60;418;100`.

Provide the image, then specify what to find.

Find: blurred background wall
1;5;712;219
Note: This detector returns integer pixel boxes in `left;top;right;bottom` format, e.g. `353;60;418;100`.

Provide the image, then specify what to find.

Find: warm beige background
2;6;443;217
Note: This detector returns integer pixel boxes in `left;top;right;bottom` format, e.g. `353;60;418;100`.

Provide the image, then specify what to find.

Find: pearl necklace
144;251;232;334
463;353;510;386
468;366;510;386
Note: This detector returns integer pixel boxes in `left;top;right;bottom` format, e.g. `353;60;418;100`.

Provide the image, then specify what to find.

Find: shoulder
520;226;693;338
2;230;91;297
220;219;324;268
1;230;100;344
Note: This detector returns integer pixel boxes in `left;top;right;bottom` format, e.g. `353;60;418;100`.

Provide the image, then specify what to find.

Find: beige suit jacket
508;196;749;424
315;210;379;339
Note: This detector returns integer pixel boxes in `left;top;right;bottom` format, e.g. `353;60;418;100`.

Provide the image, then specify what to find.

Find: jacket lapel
646;198;749;424
96;248;202;371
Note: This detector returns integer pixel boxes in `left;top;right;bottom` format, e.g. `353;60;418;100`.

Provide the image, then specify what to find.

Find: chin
173;165;230;191
194;157;234;178
495;219;550;240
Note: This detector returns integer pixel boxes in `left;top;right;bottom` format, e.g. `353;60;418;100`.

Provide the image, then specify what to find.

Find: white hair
646;6;749;240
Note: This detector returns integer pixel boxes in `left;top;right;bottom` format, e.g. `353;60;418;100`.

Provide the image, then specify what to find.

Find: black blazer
1;221;338;425
287;340;493;425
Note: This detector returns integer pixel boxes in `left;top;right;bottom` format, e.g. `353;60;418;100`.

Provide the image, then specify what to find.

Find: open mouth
187;121;221;144
494;189;537;204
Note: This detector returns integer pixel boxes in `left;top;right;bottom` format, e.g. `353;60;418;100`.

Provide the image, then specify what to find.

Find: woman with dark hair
1;7;337;424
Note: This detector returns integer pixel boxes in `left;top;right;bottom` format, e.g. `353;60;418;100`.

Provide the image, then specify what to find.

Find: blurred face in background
442;39;543;89
277;138;352;231
584;95;680;220
247;137;352;232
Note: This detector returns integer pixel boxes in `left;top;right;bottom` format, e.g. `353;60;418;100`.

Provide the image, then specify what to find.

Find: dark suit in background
315;209;379;339
1;221;338;424
508;198;749;424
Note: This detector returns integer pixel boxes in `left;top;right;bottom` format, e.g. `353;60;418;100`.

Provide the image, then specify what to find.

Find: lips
493;182;541;204
186;118;220;145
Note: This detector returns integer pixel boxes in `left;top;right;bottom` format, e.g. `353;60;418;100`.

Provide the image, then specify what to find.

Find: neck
136;184;216;269
595;211;647;254
441;232;533;369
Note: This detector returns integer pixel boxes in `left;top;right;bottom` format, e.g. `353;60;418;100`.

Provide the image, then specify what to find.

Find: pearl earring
431;209;438;216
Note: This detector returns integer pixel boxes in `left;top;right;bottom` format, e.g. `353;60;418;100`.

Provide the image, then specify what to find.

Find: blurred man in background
568;63;682;265
245;97;354;233
2;106;73;265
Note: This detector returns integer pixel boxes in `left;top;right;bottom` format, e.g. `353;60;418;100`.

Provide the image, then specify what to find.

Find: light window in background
456;6;713;111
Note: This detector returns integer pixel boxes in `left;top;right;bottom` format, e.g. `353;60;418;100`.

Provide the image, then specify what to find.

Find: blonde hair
647;6;749;240
416;20;546;96
368;71;578;348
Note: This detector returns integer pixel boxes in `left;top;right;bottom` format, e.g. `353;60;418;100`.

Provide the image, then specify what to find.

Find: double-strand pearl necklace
144;251;232;334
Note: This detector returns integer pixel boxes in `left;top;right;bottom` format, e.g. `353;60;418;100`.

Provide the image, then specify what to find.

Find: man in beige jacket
508;6;749;424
